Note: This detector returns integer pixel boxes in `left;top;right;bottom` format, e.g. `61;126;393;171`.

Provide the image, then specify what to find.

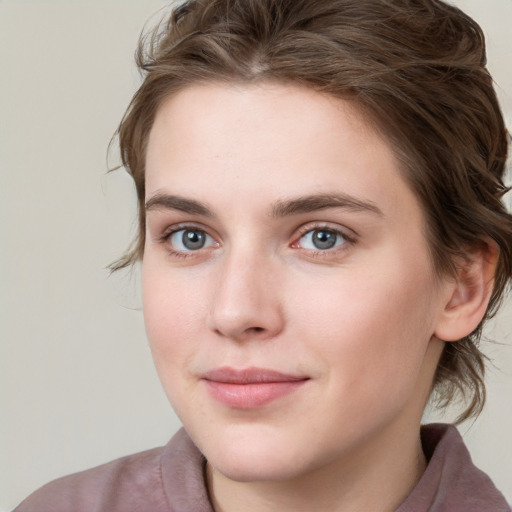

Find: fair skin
142;83;492;512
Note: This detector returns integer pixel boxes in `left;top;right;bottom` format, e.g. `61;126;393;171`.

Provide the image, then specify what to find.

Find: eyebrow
270;193;383;218
144;192;383;218
145;193;213;216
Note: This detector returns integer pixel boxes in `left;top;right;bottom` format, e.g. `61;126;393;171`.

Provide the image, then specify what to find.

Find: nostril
250;327;264;333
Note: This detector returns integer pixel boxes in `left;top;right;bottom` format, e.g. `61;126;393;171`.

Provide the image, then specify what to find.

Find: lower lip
204;380;307;409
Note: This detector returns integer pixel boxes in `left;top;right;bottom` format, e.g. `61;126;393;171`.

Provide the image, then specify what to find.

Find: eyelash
158;223;216;259
157;223;357;260
292;224;357;258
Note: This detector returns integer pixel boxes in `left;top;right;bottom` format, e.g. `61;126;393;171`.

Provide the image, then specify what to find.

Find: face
142;83;449;482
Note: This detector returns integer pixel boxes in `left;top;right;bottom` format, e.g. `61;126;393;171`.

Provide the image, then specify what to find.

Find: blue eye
169;229;215;251
299;229;346;250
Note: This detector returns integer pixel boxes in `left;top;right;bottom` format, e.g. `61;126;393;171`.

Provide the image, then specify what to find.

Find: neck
206;421;427;512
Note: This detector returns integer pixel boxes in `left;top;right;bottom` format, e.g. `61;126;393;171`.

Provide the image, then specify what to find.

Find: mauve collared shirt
14;424;510;512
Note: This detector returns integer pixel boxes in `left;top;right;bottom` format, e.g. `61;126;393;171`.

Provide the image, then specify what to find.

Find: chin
195;423;326;483
209;450;308;483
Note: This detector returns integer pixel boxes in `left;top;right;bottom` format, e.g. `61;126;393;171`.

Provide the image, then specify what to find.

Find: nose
207;248;284;342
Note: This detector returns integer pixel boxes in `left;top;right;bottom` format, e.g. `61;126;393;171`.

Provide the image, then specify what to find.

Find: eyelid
170;229;215;251
158;222;216;242
292;222;357;244
154;220;357;260
157;222;220;258
290;222;358;257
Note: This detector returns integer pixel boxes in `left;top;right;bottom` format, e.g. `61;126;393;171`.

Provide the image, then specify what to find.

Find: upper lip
201;367;309;384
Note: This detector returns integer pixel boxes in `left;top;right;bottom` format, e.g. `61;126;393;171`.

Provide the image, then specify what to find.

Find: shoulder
14;429;212;512
398;423;511;512
14;446;167;512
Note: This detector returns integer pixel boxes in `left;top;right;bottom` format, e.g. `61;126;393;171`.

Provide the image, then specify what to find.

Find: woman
15;0;512;510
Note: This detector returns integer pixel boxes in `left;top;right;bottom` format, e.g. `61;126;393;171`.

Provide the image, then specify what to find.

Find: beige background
0;0;510;510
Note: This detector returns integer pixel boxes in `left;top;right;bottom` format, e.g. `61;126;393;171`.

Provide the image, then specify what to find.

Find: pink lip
201;367;309;409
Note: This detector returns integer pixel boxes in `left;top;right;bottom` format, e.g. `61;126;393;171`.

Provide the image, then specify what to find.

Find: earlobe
434;242;498;342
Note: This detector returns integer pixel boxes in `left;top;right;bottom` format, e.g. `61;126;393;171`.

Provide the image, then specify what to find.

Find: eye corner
290;223;357;259
153;224;220;261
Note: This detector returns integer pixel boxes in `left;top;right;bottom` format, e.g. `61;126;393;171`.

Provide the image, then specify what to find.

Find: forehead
145;82;419;223
148;82;376;154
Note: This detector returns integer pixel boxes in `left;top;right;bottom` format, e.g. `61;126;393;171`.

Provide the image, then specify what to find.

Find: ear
434;241;498;342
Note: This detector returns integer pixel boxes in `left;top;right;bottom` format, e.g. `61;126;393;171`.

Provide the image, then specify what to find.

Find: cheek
142;263;205;367
141;264;211;420
288;260;439;394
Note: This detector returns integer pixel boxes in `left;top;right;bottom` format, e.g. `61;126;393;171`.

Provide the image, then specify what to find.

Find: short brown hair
113;0;512;421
